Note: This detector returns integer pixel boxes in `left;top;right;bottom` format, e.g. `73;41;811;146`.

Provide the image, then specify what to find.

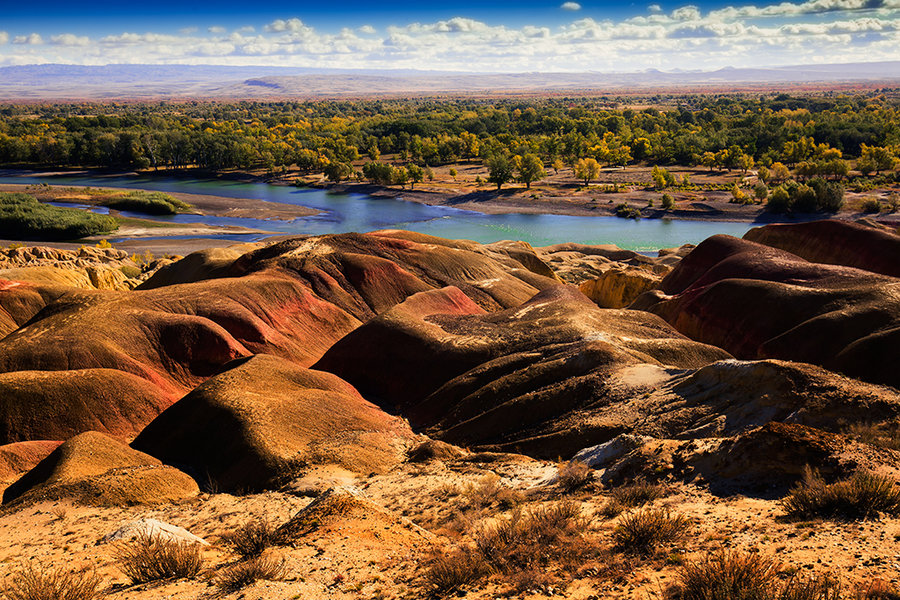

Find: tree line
0;93;898;184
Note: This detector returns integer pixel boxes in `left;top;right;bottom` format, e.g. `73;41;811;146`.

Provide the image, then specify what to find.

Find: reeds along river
0;173;755;250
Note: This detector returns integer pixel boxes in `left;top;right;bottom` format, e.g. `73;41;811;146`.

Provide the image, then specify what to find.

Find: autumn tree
574;158;601;185
516;154;546;189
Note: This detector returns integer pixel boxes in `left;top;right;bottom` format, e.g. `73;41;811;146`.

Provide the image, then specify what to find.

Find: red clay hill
0;222;897;505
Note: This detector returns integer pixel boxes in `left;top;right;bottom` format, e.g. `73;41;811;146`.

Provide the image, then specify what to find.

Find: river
0;173;758;251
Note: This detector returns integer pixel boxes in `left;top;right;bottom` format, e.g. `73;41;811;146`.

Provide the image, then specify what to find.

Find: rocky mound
275;486;432;546
131;354;416;492
2;431;198;505
744;220;900;277
0;272;362;396
0;440;61;485
137;243;260;289
315;285;730;457
0;279;71;338
0;369;175;444
536;242;682;284
228;231;559;316
635;235;900;388
582;422;900;496
0;232;557;409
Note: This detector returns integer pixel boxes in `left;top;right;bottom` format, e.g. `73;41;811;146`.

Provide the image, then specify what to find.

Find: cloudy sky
1;0;899;72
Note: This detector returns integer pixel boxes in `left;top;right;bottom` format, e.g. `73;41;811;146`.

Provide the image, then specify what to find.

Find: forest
0;94;897;175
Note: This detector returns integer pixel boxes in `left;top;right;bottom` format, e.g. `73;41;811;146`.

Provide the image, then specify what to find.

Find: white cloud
51;33;90;46
561;2;582;10
13;33;43;45
0;32;8;45
208;26;227;34
178;27;198;35
3;0;900;72
672;5;702;20
265;18;307;33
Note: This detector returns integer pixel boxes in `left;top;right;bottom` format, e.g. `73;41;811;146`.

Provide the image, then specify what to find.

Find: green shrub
781;469;900;520
767;186;792;213
3;564;102;600
661;193;675;210
102;191;190;215
615;203;641;219
612;508;690;555
0;193;118;241
862;198;882;213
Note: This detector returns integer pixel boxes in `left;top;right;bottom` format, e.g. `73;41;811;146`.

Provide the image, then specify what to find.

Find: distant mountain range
1;61;898;100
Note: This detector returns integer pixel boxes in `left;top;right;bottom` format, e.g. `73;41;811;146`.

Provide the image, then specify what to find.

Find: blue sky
1;0;899;71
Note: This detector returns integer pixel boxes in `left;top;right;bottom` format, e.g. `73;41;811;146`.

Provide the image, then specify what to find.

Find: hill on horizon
1;61;898;100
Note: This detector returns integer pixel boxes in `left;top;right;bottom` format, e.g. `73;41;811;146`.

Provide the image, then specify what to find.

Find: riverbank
324;179;900;226
5;167;899;227
0;180;320;221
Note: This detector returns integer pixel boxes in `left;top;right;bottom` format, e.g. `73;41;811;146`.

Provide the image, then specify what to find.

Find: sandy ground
1;456;898;600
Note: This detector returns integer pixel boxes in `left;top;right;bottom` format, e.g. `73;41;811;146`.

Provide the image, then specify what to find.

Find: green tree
858;145;897;175
407;164;424;188
515;154;545;189
323;161;352;183
486;154;514;190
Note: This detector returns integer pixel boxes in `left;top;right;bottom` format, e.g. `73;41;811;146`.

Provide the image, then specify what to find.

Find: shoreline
322;181;900;226
0;178;320;222
2;167;898;243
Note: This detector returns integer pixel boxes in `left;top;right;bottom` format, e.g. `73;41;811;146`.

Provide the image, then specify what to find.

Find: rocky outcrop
579;267;661;308
583;423;900;497
2;431;198;505
132;354;416;492
744;220;900;277
635;235;900;388
536;242;684;285
0;245;158;290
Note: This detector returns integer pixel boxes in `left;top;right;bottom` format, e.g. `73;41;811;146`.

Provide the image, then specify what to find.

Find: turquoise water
0;173;758;251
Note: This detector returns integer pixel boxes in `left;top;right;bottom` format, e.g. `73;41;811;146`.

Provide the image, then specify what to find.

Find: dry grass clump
423;547;489;595
667;551;840;600
221;519;276;559
424;500;591;594
612;508;690;555
848;421;900;451
3;564;102;600
781;469;900;520
857;580;900;599
475;500;589;572
115;532;204;584
217;556;288;592
462;474;524;510
611;480;668;507
556;461;594;492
